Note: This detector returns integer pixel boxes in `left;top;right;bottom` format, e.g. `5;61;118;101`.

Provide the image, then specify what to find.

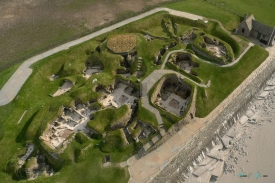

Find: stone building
237;14;275;46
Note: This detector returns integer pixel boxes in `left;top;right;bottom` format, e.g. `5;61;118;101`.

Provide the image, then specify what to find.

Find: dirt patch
107;34;136;53
0;0;174;70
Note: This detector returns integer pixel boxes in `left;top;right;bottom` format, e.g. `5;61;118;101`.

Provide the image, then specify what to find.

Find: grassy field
208;0;275;27
195;45;269;117
165;0;241;31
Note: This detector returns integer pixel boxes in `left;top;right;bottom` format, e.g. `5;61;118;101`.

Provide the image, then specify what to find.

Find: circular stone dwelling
107;34;136;53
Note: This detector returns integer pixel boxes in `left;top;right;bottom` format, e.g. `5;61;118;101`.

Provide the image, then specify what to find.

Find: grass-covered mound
193;33;234;64
59;135;131;183
128;120;142;139
100;129;127;153
165;52;202;83
87;105;130;134
137;100;158;129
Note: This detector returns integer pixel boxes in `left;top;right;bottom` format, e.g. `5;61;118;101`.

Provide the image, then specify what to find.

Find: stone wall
192;44;225;64
150;75;169;103
237;21;250;37
146;88;197;155
114;78;139;91
152;57;275;182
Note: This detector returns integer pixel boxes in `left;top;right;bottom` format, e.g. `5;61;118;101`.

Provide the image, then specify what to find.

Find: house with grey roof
237;14;275;46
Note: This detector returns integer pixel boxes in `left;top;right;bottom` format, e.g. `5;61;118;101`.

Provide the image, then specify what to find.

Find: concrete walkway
0;8;202;106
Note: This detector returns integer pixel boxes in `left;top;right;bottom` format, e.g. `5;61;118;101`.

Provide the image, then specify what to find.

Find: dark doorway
242;29;245;33
257;32;262;40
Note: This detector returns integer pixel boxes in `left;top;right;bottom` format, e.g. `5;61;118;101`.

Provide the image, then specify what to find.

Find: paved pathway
0;8;202;106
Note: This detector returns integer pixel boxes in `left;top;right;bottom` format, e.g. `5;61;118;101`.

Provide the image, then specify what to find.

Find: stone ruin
117;51;137;77
40;102;98;149
170;52;199;74
25;152;54;180
155;42;177;65
144;34;154;41
49;74;59;81
99;79;139;109
179;28;199;44
204;37;227;58
127;120;157;143
52;80;73;97
84;60;103;79
153;75;192;116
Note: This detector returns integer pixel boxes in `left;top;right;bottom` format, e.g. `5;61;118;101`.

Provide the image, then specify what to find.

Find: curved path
0;8;203;106
161;42;254;70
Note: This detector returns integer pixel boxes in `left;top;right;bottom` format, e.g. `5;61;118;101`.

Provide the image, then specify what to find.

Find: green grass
208;0;275;27
87;105;129;134
55;136;130;183
100;129;127;153
128;120;142;138
195;45;268;117
165;0;241;31
137;100;158;129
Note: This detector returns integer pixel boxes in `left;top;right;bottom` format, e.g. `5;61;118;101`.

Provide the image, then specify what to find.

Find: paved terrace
0;8;203;106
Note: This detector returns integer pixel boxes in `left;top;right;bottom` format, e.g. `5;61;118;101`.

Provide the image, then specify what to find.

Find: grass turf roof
107;34;137;53
137;100;158;129
87;105;130;134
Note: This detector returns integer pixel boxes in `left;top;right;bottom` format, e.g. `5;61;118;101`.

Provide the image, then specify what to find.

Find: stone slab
226;125;241;139
239;115;248;125
258;91;269;99
210;160;224;178
221;135;232;149
193;159;217;177
246;110;255;118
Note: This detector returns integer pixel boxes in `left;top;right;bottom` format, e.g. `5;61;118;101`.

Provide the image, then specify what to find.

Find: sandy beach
219;74;275;183
182;70;275;183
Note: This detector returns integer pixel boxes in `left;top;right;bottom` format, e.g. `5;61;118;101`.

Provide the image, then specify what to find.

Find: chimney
244;13;247;20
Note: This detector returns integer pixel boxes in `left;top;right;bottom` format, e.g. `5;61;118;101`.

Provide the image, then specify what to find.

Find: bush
75;132;90;144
